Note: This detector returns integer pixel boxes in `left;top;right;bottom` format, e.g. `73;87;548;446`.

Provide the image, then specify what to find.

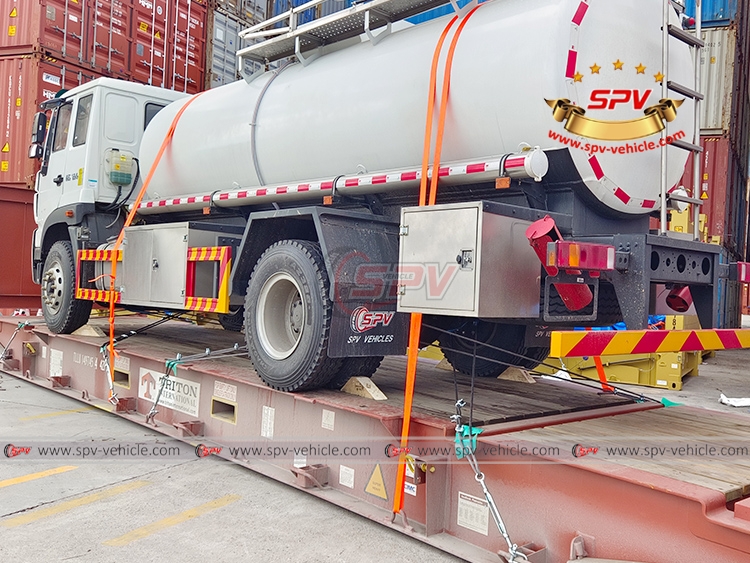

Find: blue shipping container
685;0;737;25
272;0;353;24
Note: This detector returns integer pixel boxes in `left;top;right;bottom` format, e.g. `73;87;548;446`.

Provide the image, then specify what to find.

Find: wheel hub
256;273;306;360
42;260;65;314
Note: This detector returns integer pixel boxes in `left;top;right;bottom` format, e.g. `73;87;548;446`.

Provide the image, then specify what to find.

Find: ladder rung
668;24;705;48
667;80;704;100
669;193;703;206
670;139;703;152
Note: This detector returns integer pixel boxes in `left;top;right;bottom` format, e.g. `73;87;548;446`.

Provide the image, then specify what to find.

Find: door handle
53;175;64;185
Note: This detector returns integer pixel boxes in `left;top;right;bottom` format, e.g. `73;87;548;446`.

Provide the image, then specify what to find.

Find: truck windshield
52;104;72;152
72;95;93;147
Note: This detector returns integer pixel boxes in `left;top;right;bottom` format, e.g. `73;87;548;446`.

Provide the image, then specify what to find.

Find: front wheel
41;240;92;334
245;240;342;392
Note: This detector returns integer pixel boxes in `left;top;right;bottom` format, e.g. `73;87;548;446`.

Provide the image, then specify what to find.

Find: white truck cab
29;78;186;332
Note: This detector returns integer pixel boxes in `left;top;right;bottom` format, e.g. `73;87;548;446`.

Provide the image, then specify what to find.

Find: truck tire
245;240;342;392
41;240;92;334
218;307;244;332
327;356;383;390
440;322;528;378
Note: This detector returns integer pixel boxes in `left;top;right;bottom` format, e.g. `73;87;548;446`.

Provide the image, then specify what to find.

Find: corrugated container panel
0;54;106;190
87;0;133;79
271;0;352;22
208;9;258;89
132;0;170;87
678;136;747;259
167;0;207;94
699;27;736;132
0;0;86;61
406;0;473;25
215;0;264;23
685;0;737;25
0;186;41;309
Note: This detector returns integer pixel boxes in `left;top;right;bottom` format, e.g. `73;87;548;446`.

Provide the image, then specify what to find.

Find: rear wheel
218;306;244;332
327;356;383;390
439;322;527;377
41;240;92;334
245;240;342;392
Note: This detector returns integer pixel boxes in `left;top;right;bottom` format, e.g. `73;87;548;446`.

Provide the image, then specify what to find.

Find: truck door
35;102;72;230
59;94;93;208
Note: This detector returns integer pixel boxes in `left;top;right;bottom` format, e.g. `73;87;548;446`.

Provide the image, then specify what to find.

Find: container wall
0;55;106;190
215;0;265;23
699;27;736;132
167;0;208;94
207;9;258;89
685;0;737;26
87;0;134;79
0;186;40;309
270;0;352;22
678;136;746;259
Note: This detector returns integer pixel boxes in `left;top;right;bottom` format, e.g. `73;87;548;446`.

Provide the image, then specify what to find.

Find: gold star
613;59;624;70
590;63;601;74
573;71;584;82
654;71;665;82
635;63;647;74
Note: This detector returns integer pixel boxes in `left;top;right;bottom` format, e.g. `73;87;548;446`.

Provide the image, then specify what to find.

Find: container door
88;0;133;78
132;0;169;87
35;102;72;230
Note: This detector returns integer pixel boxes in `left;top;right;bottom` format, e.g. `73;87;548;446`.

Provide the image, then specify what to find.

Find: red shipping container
167;0;206;93
678;136;747;259
132;0;170;87
87;0;133;79
1;0;86;63
0;186;41;310
0;54;106;190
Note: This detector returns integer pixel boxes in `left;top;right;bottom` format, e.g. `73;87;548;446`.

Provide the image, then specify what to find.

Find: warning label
138;367;200;417
457;491;489;535
365;464;388;501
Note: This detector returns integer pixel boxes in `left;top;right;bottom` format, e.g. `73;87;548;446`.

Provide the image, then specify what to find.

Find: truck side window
52;104;72;152
144;103;166;129
72;94;93;147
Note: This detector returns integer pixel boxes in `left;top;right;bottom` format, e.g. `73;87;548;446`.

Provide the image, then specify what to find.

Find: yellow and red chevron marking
184;246;232;314
78;249;122;261
187;246;227;262
551;329;750;358
184;296;222;313
75;288;121;303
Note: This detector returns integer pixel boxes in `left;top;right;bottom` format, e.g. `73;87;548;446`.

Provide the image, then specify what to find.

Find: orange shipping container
0;186;40;309
0;54;106;190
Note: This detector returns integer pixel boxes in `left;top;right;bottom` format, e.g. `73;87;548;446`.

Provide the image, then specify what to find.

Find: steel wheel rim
256;272;305;360
42;258;65;315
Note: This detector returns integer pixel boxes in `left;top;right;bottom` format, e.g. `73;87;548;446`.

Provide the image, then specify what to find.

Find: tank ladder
236;0;470;67
659;0;704;239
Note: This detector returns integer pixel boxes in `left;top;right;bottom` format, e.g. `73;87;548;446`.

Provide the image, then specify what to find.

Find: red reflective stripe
345;178;359;187
567;332;617;357
172;198;180;205
588;155;604;180
219;193;230;200
614;188;631;204
298;184;310;192
277;187;288;194
505;157;525;168
237;191;247;198
679;331;705;351
401;171;418;181
642;199;656;209
321;181;333;189
187;197;196;203
717;330;742;350
438;167;450;176
372;175;387;184
566;50;577;79
572;1;588;25
467;163;485;174
257;189;267;196
630;330;669;354
158;200;167;206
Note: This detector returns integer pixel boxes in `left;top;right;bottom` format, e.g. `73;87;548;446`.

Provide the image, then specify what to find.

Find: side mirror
31;112;47;144
29;112;47;160
28;144;43;159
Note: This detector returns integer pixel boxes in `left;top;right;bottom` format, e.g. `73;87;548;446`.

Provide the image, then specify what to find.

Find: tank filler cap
502;147;549;183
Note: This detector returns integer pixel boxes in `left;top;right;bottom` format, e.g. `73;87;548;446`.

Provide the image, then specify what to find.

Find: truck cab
29;79;187;332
